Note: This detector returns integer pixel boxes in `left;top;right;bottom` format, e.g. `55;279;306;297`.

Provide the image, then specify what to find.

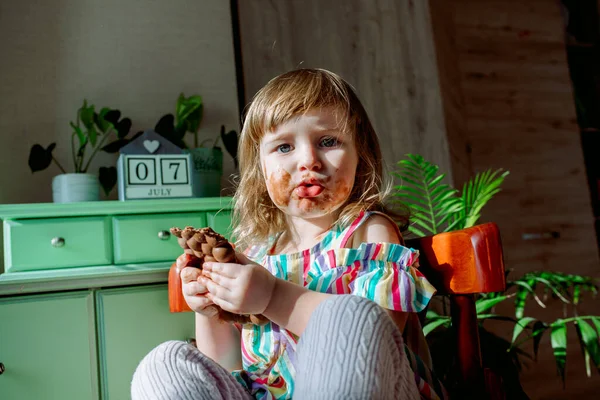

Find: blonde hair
232;68;408;248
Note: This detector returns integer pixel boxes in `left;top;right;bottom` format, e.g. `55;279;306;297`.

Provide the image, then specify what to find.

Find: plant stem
511;316;599;349
52;157;67;174
71;132;77;172
194;131;198;148
82;128;115;172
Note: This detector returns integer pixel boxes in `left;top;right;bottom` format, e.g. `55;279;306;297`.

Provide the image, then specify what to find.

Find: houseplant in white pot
152;93;238;197
28;99;137;202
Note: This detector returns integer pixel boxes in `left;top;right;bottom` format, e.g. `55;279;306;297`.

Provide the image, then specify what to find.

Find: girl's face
259;108;358;221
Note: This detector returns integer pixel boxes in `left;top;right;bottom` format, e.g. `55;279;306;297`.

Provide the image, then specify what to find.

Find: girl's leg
131;340;252;400
294;295;420;400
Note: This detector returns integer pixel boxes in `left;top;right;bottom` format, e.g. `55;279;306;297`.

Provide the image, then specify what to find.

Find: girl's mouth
295;183;324;198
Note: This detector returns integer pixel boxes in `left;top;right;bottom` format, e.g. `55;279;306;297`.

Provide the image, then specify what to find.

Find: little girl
132;68;447;400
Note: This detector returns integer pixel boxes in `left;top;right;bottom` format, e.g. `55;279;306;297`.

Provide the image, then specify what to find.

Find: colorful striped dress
232;211;447;399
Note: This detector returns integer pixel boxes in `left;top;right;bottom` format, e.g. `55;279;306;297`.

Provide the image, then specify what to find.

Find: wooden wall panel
428;0;473;186
238;0;600;397
449;0;600;397
237;0;454;182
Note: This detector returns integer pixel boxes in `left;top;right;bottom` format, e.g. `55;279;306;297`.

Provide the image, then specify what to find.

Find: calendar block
116;130;194;200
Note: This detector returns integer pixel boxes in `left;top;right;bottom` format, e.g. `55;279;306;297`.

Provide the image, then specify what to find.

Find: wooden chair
168;222;506;399
406;222;506;399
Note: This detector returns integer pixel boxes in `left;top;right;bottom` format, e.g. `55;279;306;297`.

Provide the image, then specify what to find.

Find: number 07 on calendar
117;154;194;200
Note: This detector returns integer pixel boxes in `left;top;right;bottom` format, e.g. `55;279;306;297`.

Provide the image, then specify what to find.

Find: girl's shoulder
343;211;404;248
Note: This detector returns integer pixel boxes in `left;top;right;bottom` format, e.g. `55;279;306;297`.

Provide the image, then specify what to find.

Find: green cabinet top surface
0;197;232;219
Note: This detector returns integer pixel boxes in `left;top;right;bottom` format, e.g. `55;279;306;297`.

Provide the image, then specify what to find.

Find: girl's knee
307;295;397;338
316;295;389;321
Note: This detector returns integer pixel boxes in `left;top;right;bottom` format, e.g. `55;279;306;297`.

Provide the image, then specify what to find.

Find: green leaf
95;107;113;132
592;317;600;336
116;118;132;139
550;321;567;384
423;317;451;336
407;225;427;237
532;320;548;360
476;295;508;314
460;169;509;228
88;124;98;147
512;317;536;344
513;280;546;308
175;93;203;134
71;122;86;147
28;143;55;173
476;314;517;323
99;166;117;196
576;318;600;373
79;102;95;131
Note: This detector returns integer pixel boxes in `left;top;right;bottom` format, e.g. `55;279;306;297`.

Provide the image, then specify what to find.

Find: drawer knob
0;362;5;375
51;237;65;248
158;230;171;240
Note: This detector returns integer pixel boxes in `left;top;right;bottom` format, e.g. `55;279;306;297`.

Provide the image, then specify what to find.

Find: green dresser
0;198;233;400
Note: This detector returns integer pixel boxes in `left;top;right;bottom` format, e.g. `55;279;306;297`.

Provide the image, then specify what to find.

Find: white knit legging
131;295;419;400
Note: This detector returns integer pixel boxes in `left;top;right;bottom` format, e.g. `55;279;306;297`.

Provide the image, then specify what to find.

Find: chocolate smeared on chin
171;226;269;326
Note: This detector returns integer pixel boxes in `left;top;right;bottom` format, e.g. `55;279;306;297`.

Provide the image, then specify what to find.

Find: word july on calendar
117;154;194;200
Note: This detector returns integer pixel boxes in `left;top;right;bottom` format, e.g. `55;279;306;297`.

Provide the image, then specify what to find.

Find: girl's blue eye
277;144;292;153
320;137;339;148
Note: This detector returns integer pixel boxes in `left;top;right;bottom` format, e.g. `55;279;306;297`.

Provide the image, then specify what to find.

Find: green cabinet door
0;291;97;400
96;284;195;400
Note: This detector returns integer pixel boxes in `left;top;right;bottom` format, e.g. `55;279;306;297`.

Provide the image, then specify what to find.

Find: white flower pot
52;173;100;203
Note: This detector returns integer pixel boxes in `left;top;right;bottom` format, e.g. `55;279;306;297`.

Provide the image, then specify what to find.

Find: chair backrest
405;222;506;399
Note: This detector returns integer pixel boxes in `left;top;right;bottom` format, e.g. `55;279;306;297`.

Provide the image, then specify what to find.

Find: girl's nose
298;146;322;171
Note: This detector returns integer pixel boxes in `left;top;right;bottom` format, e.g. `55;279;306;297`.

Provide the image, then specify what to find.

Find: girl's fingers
206;293;237;313
202;270;235;287
202;276;233;300
183;281;208;296
202;262;239;278
180;267;200;284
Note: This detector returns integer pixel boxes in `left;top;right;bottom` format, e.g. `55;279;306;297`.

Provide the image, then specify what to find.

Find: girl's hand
178;255;219;318
200;252;276;316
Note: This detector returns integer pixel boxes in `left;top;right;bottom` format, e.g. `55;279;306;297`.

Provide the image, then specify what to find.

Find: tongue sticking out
296;185;324;197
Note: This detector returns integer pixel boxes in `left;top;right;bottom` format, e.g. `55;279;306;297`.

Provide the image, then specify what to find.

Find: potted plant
392;154;600;398
151;93;238;197
28;99;137;202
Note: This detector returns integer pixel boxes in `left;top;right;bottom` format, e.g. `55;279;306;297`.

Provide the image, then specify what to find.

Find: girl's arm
264;214;407;335
194;313;242;371
180;263;242;371
349;214;409;332
203;214;407;337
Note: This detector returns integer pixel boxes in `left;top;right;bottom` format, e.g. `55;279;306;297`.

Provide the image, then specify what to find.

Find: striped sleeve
307;242;436;313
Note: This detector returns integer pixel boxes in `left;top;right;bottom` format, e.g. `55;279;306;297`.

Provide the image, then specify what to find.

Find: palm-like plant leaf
391;154;462;235
551;321;568;384
575;318;600;377
456;168;509;229
393;154;600;391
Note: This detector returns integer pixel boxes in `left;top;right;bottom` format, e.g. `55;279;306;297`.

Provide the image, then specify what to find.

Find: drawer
4;217;112;272
112;212;207;264
206;210;233;240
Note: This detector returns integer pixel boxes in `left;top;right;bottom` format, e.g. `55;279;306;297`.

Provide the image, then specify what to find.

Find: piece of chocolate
170;226;269;326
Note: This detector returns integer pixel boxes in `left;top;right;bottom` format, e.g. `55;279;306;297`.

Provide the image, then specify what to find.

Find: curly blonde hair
232;68;408;248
